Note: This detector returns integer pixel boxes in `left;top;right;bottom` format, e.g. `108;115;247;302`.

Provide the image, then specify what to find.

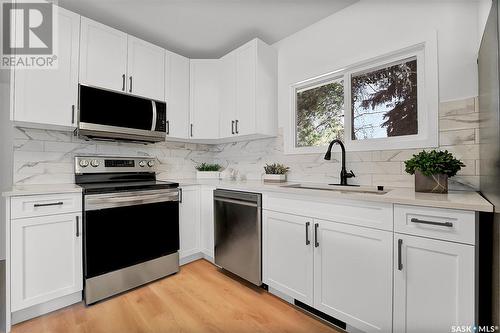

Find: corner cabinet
11;6;80;130
165;50;190;139
189;60;221;140
179;186;201;260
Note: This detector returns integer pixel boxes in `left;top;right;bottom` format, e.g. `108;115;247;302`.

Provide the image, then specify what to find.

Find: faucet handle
347;170;356;178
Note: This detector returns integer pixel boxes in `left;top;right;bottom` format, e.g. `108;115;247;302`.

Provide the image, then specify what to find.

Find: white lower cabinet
200;187;215;260
263;210;392;332
393;233;475;333
11;212;83;312
262;211;314;305
314;219;393;332
179;186;201;259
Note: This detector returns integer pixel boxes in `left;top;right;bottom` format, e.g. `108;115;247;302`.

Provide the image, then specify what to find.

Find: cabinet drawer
263;193;393;231
11;193;82;219
394;204;476;245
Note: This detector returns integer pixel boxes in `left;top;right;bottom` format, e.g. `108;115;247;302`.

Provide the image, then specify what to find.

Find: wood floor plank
12;260;341;333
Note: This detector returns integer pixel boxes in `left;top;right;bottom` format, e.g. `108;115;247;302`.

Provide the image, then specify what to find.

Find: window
296;78;344;147
351;57;418;140
287;42;438;154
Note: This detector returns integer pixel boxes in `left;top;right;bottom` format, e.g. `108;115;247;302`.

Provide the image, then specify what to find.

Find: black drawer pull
305;222;310;245
410;218;453;228
34;202;64;208
314;223;319;248
398;239;403;271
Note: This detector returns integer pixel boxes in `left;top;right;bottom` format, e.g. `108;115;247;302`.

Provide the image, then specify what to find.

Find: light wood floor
13;259;341;333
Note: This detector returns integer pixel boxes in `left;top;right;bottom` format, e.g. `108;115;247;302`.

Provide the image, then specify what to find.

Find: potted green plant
263;163;290;183
195;163;223;179
404;150;465;193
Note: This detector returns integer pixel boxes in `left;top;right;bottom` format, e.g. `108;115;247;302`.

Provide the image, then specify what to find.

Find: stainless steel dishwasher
214;189;262;286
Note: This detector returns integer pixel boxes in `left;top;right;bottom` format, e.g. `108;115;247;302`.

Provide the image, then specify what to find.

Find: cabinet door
235;41;257;136
262;211;314;305
219;52;237;138
79;17;128;92
165;50;190;139
200;187;215;260
394;234;475;332
189;60;220;139
13;7;79;129
314;219;392;333
179;187;200;259
11;213;83;311
127;36;165;100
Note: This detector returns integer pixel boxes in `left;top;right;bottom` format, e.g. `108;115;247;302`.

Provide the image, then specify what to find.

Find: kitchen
0;0;498;332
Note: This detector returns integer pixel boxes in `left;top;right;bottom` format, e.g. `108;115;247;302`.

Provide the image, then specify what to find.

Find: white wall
274;0;481;129
478;0;493;45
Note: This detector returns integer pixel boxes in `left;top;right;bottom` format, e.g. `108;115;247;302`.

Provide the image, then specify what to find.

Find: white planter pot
196;171;221;179
263;174;287;183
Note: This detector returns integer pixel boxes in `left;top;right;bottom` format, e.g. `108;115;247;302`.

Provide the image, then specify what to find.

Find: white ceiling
57;0;358;58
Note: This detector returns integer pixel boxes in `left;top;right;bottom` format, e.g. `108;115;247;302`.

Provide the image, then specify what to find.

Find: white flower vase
263;174;287;183
196;171;221;179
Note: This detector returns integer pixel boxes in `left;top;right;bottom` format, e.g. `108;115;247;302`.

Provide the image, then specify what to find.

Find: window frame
285;39;438;154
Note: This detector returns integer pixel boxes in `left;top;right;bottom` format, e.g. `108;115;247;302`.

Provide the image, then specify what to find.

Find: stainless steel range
75;156;179;305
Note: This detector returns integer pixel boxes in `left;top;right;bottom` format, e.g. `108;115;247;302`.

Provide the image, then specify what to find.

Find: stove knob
90;159;100;168
139;160;146;167
79;159;89;168
147;160;155;168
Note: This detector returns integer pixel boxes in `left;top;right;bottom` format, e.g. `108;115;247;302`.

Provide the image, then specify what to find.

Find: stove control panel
75;156;157;174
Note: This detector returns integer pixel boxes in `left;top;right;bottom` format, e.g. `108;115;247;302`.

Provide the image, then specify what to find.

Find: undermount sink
281;183;389;195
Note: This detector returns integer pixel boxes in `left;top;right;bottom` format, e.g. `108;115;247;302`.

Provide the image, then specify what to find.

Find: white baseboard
180;252;214;266
11;291;82;325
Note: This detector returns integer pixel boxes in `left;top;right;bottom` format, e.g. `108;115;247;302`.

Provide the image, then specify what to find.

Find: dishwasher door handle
214;197;259;207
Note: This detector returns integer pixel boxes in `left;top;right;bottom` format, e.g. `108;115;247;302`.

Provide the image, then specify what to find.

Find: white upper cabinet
12;6;80;129
165;50;190;139
218;38;278;140
127;36;165;100
79;17;128;93
393;234;475;332
219;52;237;138
189;59;220;140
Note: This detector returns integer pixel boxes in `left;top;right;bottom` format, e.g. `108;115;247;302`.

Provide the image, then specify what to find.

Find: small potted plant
263;163;290;183
404;150;465;193
195;163;222;179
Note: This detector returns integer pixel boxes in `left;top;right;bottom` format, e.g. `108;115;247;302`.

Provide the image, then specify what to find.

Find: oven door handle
85;191;179;211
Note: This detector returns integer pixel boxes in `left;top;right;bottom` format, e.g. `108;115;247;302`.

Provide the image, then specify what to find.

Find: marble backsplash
12;97;480;190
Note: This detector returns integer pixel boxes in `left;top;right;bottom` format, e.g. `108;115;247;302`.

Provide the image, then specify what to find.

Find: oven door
83;189;179;279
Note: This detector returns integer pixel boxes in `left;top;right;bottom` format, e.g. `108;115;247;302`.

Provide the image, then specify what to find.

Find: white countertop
2;179;493;212
2;184;83;197
166;178;494;213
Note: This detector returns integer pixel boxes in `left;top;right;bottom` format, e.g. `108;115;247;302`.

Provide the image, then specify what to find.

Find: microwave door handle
151;101;157;131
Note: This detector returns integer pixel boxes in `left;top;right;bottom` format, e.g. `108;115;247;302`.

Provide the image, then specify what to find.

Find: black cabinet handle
410;218;453;228
398;239;403;271
231;120;235;135
129;76;133;93
235;120;239;134
34;202;63;208
305;222;310;245
166;120;170;135
314;223;319;248
179;188;183;203
76;216;80;237
190;124;193;137
71;105;75;124
122;74;126;91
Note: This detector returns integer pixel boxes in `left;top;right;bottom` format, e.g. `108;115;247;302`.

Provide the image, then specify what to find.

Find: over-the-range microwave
77;85;167;143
